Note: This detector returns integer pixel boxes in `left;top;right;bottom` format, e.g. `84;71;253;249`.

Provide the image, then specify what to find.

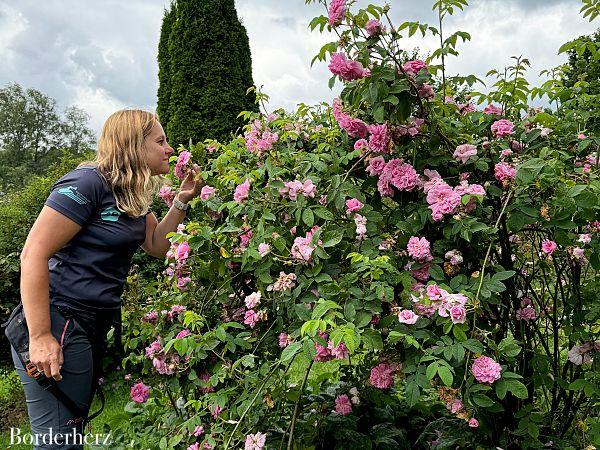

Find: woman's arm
20;206;84;381
142;164;204;258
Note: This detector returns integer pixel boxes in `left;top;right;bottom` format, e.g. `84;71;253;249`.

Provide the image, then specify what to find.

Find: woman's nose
166;146;174;156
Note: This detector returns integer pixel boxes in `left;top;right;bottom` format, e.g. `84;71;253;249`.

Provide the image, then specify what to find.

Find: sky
0;0;597;135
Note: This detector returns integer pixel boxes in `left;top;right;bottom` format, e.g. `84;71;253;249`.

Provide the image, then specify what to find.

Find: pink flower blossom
407;236;432;262
279;333;293;348
494;162;517;184
426;181;461;221
332;99;369;138
516;307;536;321
145;339;162;359
541;240;557;255
176;241;191;262
245;120;279;156
345;198;363;215
579;234;592;244
449;305;466;324
245;291;262;309
130;382;150;403
175;151;192;180
142;311;159;324
402;60;427;76
369;363;399;389
328;341;349;359
314;333;334;362
448;399;463;414
199;373;214;394
468;418;479;428
328;52;370;81
193;426;204;437
354;213;367;239
398;309;419;324
418;84;435;100
368;123;391;153
245;432;267;450
176;329;191;339
279;179;317;200
177;276;191;291
568;343;593;365
501;149;513;158
159;186;176;208
234;179;251;203
491;119;514;138
188;443;200;450
365;19;384;36
471;356;502;384
258;243;271;257
335;394;353;415
244;310;260;328
200;186;216;201
366;155;386;176
354;139;369;153
453;144;477;164
210;404;223;419
269;271;297;292
328;0;346;26
291;227;322;264
483;104;502;115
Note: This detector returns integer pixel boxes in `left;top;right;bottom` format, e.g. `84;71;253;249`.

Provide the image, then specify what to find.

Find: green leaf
426;361;439;380
472;394;495;407
506;379;528;399
495;379;508;400
281;342;302;363
313;207;334;220
437;366;454;386
362;328;383;351
311;300;341;319
302;208;315;226
322;230;344;247
406;380;420;407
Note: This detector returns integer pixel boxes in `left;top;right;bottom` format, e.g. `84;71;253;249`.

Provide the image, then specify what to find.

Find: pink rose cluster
491;119;514;138
397;117;425;137
328;52;370;82
354;214;367;240
174;151;192;180
200;185;216;201
327;0;346;26
279;179;317;200
423;170;485;220
159;185;176;208
402;59;427;76
130;382;150;403
314;331;350;362
244;291;266;329
410;284;468;323
165;239;192;291
278;332;293;348
245;119;279;157
144;337;180;375
417;83;435;100
369;157;420;197
332;98;368;138
234;179;251;203
291;226;322;264
494;162;517;186
369;362;401;389
471;355;502;384
345;198;363;215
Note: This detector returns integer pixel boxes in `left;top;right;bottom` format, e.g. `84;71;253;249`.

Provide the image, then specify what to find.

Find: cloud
0;0;596;135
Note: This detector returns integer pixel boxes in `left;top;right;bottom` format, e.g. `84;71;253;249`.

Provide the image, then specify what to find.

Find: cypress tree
164;0;257;146
156;2;176;129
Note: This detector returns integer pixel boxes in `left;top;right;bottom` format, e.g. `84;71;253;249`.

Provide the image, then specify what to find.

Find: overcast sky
0;0;597;135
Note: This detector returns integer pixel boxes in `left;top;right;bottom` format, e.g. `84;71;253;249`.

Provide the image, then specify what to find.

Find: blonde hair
79;109;165;217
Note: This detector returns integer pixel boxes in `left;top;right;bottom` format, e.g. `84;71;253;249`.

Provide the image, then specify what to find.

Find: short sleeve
45;168;104;226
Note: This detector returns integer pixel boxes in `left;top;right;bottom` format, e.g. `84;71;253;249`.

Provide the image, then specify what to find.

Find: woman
10;109;202;448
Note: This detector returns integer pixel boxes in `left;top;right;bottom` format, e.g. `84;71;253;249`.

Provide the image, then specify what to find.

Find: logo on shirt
100;206;122;222
57;186;89;205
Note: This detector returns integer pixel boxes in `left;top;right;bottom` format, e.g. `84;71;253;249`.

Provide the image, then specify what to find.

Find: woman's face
145;121;173;176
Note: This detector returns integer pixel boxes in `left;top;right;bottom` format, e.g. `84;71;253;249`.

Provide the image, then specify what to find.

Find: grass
0;364;131;449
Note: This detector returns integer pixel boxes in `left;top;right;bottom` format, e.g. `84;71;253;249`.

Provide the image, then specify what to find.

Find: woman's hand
178;163;204;204
29;333;64;381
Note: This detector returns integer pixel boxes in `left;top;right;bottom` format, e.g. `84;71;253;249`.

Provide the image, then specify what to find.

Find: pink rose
398;309;419;324
244;310;260;328
365;19;384;36
483;104;502;115
258;243;271;257
407;236;432;262
345;198;363;215
366;155;386;176
245;432;267;450
234;179;251;203
541;240;557;255
334;394;352;415
491;119;514;138
494;162;517;184
402;59;427;75
200;185;216;200
453;144;477;164
130;382;150;403
327;0;346;26
449;305;466;324
368;123;391;153
329;52;370;82
471;356;502;384
369;362;399;389
468;418;479;428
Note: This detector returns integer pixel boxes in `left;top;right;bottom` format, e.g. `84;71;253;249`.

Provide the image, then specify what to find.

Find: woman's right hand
29;333;64;381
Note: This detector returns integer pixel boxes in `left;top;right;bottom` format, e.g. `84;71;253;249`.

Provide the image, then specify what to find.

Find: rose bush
108;1;599;449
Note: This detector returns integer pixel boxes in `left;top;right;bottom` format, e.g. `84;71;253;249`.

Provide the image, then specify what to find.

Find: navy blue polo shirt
43;165;149;334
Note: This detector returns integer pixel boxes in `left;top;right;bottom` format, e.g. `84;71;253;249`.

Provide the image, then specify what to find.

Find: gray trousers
11;306;94;449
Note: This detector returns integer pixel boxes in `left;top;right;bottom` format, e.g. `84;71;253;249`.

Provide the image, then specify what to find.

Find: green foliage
156;2;177;128
162;0;258;147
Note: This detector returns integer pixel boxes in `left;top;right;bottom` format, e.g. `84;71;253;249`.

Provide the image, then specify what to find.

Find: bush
110;1;599;448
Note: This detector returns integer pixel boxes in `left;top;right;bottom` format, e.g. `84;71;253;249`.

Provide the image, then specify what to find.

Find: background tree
0;83;95;192
158;0;258;146
156;2;177;128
